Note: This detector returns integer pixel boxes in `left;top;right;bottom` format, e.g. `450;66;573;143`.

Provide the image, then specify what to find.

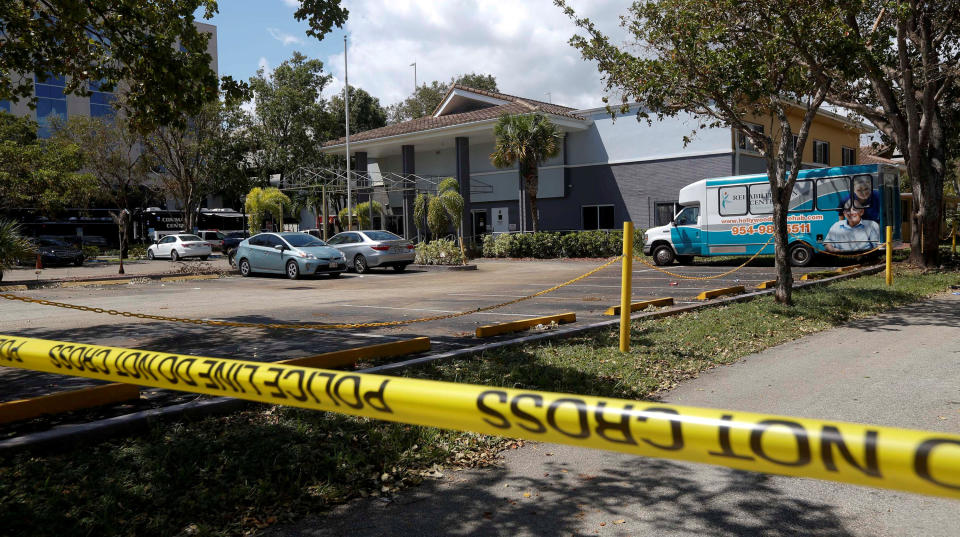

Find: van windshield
674;207;699;226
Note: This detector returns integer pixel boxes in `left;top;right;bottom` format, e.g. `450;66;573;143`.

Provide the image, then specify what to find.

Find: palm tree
414;179;466;259
338;200;384;229
490;113;560;232
244;187;291;234
0;219;34;282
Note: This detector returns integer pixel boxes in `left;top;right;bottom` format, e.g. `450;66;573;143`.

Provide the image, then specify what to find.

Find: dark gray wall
470;153;733;232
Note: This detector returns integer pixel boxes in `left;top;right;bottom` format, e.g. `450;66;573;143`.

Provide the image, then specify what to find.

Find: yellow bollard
620;221;634;352
885;225;892;286
952;221;957;257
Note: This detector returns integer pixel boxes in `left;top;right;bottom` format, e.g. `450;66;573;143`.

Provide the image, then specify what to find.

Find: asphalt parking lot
0;257;848;403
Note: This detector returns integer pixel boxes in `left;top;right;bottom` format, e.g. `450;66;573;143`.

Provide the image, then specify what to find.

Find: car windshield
37;238;68;247
282;234;326;247
363;231;401;241
179;235;203;242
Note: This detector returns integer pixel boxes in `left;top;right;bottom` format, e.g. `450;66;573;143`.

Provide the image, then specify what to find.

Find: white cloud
267;27;304;46
281;0;301;7
324;0;631;110
257;56;273;79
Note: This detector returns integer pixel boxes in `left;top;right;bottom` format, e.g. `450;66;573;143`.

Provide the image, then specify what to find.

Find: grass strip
0;265;957;537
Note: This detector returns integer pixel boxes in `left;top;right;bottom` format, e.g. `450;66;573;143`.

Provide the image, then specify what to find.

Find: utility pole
410;61;417;91
345;35;352;231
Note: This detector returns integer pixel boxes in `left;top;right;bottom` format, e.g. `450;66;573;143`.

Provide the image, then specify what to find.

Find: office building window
654;202;678;227
0;100;9;113
89;80;115;118
35;73;67;138
738;123;764;153
582;205;615;230
842;146;856;166
813;140;830;165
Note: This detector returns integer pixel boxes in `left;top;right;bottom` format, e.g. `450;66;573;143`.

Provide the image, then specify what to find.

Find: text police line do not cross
1;334;958;499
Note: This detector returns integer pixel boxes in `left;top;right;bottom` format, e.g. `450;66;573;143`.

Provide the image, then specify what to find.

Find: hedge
481;229;644;259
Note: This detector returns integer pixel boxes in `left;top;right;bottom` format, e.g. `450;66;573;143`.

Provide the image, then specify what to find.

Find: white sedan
147;234;212;261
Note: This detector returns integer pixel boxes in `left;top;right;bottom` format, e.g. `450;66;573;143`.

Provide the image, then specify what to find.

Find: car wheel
353;254;369;274
74;256;84;267
392;263;408;273
147;250;155;260
200;256;209;261
286;260;300;280
789;242;813;267
238;258;252;277
653;244;675;266
170;250;180;262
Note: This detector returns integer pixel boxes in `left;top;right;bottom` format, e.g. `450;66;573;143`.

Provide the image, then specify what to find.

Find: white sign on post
492;207;510;233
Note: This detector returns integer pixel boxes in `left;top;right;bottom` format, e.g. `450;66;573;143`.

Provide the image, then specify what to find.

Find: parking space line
446;293;605;301
337;304;547;318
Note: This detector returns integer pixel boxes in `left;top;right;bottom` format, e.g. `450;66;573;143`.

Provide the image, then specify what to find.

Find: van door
672;206;702;255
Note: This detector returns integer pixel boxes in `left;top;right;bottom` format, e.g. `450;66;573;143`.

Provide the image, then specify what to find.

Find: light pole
410;61;417;91
344;35;352;231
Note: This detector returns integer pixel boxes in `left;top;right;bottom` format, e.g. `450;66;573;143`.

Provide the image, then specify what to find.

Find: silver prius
326;230;415;273
234;232;347;279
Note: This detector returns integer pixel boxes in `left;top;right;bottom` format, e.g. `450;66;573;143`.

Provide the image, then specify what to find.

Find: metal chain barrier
0;256;622;331
633;234;775;280
812;244;885;258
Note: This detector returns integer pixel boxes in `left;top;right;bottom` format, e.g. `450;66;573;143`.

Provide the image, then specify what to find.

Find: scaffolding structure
282;167;492;240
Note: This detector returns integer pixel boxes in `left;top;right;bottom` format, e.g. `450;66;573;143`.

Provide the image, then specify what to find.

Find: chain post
885;225;893;286
620;221;634;352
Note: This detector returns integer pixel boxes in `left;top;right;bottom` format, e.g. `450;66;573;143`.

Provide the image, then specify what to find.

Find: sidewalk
264;292;960;537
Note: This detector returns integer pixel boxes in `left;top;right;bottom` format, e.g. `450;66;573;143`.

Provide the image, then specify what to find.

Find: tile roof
323;85;586;147
858;146;903;166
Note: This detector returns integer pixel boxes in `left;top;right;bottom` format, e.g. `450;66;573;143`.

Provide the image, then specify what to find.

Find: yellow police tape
1;334;958;499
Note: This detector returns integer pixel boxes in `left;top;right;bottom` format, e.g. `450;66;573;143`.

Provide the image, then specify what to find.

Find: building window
654;202;678;227
89;80;115;118
35;73;67;138
813;140;830;165
738;123;764;153
842;146;856;166
582;205;615;230
0;100;9;113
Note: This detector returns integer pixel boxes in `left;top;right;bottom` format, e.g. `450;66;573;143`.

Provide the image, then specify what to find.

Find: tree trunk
525;170;539;232
907;160;944;267
772;185;793;305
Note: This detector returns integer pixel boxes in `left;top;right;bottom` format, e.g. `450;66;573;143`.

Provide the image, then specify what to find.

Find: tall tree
54;113;153;265
809;2;960;267
559;0;851;304
248;52;330;186
0;112;96;215
325;85;388;138
0;1;241;131
388;73;500;123
144;100;224;232
244;187;291;234
491;113;561;233
453;73;499;92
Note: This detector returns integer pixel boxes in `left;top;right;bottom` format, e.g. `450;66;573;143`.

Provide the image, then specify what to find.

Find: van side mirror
671;219;678;227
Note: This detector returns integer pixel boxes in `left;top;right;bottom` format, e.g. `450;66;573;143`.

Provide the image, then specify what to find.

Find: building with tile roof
321;85;871;240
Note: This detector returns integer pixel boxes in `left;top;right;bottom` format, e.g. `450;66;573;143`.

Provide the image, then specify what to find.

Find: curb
409;264;478;271
0;270;230;290
0;264;883;452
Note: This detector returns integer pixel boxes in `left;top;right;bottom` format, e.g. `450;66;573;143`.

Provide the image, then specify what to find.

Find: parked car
81;235;109;248
221;231;249;251
234;232;346;279
28;237;84;266
146;234;212;261
326;230;415;273
197;230;226;251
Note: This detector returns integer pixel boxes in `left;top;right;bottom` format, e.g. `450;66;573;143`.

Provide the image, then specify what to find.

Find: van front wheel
653;244;676;266
789;243;813;267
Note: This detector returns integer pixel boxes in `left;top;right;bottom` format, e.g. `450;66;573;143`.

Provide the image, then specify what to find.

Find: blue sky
199;0;630;109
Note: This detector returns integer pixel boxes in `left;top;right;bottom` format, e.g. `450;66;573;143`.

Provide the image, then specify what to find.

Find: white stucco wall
566;105;732;166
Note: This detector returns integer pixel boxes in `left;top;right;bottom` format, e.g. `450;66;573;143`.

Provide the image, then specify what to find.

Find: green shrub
481;228;644;259
127;244;147;259
415;239;465;265
82;245;100;259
